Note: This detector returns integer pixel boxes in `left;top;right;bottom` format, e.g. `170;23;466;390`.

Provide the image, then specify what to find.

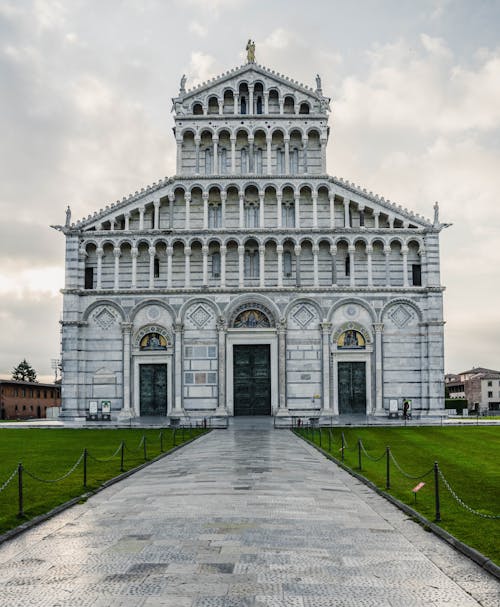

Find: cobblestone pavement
0;420;498;606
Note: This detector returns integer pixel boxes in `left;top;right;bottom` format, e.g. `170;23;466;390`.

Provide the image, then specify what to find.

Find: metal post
385;446;390;489
173;428;177;446
160;431;163;453
341;433;345;462
17;463;23;518
434;461;441;522
328;429;332;451
182;426;185;442
120;441;124;472
319;428;322;448
143;436;147;461
358;439;362;470
83;448;88;488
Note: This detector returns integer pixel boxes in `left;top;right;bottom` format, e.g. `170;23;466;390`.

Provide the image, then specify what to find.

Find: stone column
279;96;284;114
294;244;301;287
277;244;283;287
176;137;182;172
166;246;173;288
202;192;209;229
303;134;308;173
248;84;254;114
402;245;409;287
212;136;218;175
343;198;350;228
277;318;287;411
202;244;209;286
248;136;254;172
168;193;175;228
113;246;121;290
259;244;265;287
384;245;391;286
220;191;227;228
348;244;355;287
153;199;160;230
284;136;290;173
216;317;227;414
218;99;223;115
239;193;245;228
148;245;155;288
124;212;130;231
131;246;138;288
220;245;227;288
358;205;365;228
373;323;384;414
312;191;318;228
184;246;191;288
194;136;200;174
264;91;269;114
277;192;282;228
420;247;427;287
312;244;319;287
388;215;395;229
121;323;133;417
365;245;372;287
266;133;272;174
173;321;184;414
230;136;236;173
320;137;327;172
294;193;301;229
373;211;380;229
330;244;337;286
238;245;245;288
139;206;145;230
329;192;335;229
234;93;239;115
320;322;332;415
259;191;265;228
96;246;103;289
110;218;116;230
185;192;191;230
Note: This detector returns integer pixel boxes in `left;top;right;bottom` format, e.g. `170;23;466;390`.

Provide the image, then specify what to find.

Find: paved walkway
0;420;498;607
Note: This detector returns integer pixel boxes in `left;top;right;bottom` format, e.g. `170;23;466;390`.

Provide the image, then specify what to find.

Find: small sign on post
412;481;425;504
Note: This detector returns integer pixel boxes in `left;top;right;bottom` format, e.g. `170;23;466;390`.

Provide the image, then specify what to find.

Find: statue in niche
246;39;256;63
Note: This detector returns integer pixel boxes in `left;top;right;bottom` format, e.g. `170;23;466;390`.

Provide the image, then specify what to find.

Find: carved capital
373;323;384;333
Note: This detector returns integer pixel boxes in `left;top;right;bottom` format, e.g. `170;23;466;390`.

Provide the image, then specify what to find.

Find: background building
0;380;61;420
446;367;500;412
56;50;446;422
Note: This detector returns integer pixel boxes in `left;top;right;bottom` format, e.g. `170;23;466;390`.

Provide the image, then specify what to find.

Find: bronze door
140;364;168;416
338;362;366;414
233;345;271;416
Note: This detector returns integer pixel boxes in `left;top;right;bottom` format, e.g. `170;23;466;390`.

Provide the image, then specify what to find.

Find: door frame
233;343;272;416
132;354;173;417
226;329;278;416
331;350;372;415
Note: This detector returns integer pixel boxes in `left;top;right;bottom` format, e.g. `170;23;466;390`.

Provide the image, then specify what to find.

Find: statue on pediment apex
246;39;256;63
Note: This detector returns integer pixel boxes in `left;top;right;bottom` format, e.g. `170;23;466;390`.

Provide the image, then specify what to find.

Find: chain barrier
87;443;123;463
124;435;145;453
23;451;85;484
438;468;500;519
0;467;18;494
359;440;386;462
389;451;434;480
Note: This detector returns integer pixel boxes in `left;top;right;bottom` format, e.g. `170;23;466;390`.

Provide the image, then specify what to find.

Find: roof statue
433;201;439;226
315;74;322;94
246;39;255;63
65;205;71;227
179;74;187;94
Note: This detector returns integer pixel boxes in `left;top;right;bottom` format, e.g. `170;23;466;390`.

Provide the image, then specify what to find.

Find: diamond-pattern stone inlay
188;304;212;328
94;307;116;330
389;304;413;328
292;304;315;328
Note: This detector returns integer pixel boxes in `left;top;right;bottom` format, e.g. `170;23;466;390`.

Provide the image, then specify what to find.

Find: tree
12;359;38;383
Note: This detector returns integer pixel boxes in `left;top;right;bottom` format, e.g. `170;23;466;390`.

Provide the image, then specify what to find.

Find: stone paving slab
0;424;498;606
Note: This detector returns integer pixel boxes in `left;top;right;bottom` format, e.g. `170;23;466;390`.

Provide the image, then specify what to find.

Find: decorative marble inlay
93;307;117;330
147;305;161;321
292;304;315;328
345;305;358;318
188;304;213;329
389;304;413;328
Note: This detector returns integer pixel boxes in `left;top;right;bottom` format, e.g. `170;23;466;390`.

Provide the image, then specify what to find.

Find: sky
0;0;499;382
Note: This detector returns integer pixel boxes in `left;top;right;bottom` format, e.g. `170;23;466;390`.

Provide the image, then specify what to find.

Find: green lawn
0;427;207;535
295;426;500;564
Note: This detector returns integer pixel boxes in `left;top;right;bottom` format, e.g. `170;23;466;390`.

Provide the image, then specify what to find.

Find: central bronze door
338;361;366;414
139;364;168;416
233;345;271;416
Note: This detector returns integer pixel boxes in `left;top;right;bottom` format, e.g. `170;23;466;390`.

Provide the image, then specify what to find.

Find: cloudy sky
1;0;499;382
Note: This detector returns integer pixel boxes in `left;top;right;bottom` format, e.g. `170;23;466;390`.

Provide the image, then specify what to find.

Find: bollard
434;461;441;522
143;436;147;461
160;431;164;453
17;463;24;518
120;441;125;472
358;439;362;470
328;429;332;451
341;433;345;462
83;448;88;488
385;446;390;489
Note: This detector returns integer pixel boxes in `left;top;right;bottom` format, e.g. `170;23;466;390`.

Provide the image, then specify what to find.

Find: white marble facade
57;55;446;421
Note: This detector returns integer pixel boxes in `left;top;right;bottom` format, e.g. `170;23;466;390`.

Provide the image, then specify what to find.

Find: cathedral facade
57;51;446;422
